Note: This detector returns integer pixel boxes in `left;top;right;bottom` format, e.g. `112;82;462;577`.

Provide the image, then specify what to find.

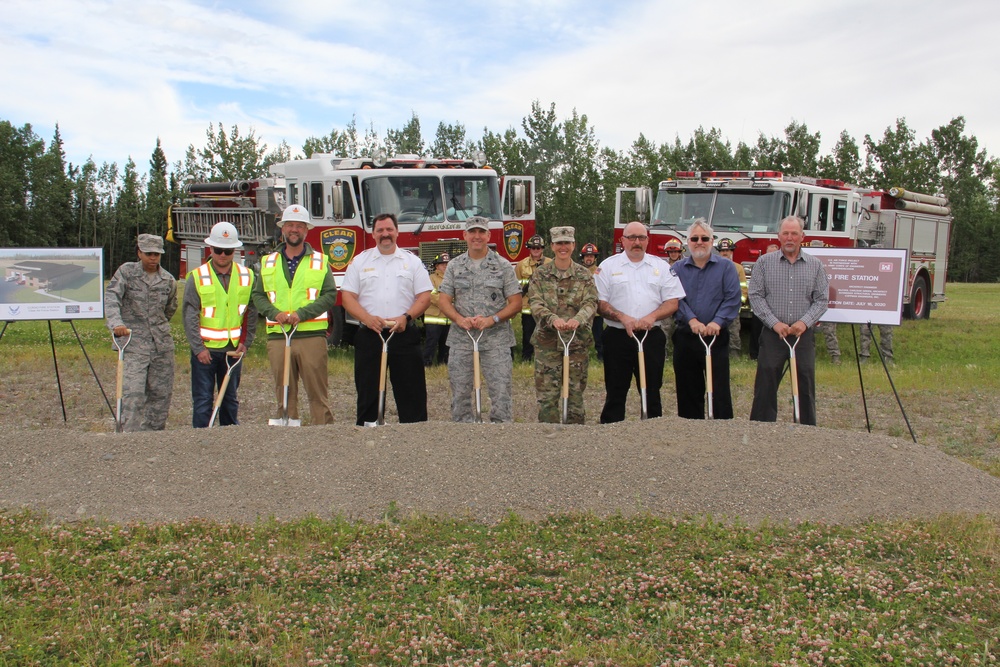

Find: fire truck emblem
321;228;357;271
503;222;524;259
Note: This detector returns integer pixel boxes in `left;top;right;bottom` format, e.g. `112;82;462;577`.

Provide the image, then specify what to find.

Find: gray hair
779;215;805;232
687;217;714;238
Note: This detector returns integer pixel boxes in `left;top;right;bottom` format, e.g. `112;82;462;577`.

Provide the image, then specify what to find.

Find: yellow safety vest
259;251;330;334
190;262;254;348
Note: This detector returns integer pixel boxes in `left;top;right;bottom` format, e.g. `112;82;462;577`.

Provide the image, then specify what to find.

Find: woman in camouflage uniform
527;226;598;424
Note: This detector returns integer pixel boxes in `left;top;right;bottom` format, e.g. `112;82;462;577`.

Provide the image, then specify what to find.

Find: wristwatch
492;314;501;324
405;313;413;323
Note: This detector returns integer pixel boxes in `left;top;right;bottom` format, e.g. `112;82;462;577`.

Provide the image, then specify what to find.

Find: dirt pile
2;419;998;525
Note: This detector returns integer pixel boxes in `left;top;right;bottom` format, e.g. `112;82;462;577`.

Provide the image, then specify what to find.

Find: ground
2;356;999;526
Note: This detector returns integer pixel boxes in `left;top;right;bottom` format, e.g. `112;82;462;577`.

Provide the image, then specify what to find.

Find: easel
851;321;916;443
0;319;114;424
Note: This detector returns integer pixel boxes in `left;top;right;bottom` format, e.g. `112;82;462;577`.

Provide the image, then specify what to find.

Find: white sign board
803;247;907;326
0;248;104;321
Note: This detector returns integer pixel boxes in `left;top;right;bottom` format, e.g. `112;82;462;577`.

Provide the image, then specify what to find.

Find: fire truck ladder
170;207;272;246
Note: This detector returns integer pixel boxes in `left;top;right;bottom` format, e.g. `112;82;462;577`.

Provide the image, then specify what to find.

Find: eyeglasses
213;248;234;256
623;235;648;241
690;236;713;243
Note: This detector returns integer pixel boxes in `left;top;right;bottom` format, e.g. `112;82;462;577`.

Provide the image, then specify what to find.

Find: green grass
0;511;997;665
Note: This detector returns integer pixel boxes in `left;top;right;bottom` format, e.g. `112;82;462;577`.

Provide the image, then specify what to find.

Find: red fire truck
613;170;952;319
168;151;536;342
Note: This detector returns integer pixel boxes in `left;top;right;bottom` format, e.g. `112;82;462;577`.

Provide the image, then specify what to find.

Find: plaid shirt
748;249;829;329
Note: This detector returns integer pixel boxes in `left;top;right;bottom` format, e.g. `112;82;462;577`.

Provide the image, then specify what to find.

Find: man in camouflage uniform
860;323;894;364
528;226;598;423
515;234;551;361
105;234;178;431
438;216;523;422
660;237;685;356
717;238;748;358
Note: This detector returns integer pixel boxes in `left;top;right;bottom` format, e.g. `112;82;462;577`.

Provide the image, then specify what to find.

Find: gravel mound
2;419;998;525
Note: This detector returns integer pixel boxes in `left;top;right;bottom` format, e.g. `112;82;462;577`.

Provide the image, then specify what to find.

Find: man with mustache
341;213;432;425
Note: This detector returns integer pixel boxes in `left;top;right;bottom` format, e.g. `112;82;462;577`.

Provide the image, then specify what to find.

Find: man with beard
596;221;685;422
341;213;432;425
252;205;338;425
671;220;742;419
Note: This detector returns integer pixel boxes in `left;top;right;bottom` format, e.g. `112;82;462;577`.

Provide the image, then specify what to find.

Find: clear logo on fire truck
320;228;357;271
503;222;524;259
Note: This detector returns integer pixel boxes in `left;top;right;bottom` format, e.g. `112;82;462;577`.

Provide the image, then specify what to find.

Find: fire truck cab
613;170;951;319
169;151;536;343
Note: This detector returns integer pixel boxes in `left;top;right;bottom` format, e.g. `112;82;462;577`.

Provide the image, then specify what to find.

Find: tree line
1;103;997;281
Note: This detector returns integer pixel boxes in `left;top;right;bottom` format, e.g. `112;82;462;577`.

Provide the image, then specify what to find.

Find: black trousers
600;326;666;423
750;327;817;425
354;325;427;425
592;315;604;361
423;323;449;366
672;328;733;419
521;313;536;361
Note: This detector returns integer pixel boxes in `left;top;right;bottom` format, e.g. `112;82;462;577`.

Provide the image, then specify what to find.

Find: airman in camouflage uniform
438;217;523;423
528;226;598;423
859;323;894;363
105;234;178;431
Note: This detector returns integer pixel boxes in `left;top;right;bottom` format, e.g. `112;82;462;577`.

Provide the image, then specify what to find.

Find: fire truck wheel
905;275;930;320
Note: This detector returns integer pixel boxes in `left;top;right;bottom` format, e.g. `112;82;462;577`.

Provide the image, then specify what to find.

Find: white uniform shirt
341;247;433;318
596;252;686;329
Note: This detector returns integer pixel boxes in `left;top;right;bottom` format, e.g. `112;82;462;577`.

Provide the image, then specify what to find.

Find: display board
0;248;104;321
802;247;907;326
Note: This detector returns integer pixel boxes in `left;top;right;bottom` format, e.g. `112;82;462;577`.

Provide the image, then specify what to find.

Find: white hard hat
277;204;313;229
204;221;243;248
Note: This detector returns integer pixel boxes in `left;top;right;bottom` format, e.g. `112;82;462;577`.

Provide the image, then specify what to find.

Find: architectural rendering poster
804;247;907;326
0;248;104;321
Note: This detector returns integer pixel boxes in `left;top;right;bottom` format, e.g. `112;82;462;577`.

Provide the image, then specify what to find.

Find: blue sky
3;0;998;174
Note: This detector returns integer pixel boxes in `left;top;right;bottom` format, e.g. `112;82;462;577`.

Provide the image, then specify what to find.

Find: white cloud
2;0;998;174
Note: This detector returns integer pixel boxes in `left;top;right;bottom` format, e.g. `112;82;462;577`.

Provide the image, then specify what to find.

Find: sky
3;0;998;175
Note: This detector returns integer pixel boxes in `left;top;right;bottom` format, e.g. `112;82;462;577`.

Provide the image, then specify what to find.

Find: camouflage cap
465;216;489;232
137;234;164;253
550;226;575;244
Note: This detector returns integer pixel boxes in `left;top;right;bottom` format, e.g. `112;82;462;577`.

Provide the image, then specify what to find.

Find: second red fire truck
613;170;952;319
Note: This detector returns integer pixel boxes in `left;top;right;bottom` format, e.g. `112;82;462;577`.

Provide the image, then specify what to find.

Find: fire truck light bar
675;170;784;180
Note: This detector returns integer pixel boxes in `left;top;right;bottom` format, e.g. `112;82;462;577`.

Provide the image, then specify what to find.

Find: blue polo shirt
673;254;742;330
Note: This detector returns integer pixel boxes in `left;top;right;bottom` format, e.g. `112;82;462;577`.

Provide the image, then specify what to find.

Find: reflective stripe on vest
259;251;330;334
190;262;255;347
423;315;450;325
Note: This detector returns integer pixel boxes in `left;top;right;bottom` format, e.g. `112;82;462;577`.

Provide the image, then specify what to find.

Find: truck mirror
331;180;344;222
511;182;526;217
635;187;652;222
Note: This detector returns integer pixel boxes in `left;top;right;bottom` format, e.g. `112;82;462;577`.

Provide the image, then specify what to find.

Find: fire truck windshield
361;174;501;225
651;190;791;233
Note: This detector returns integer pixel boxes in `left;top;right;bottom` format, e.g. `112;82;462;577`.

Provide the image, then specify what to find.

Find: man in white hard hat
183;221;258;427
251;204;338;424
